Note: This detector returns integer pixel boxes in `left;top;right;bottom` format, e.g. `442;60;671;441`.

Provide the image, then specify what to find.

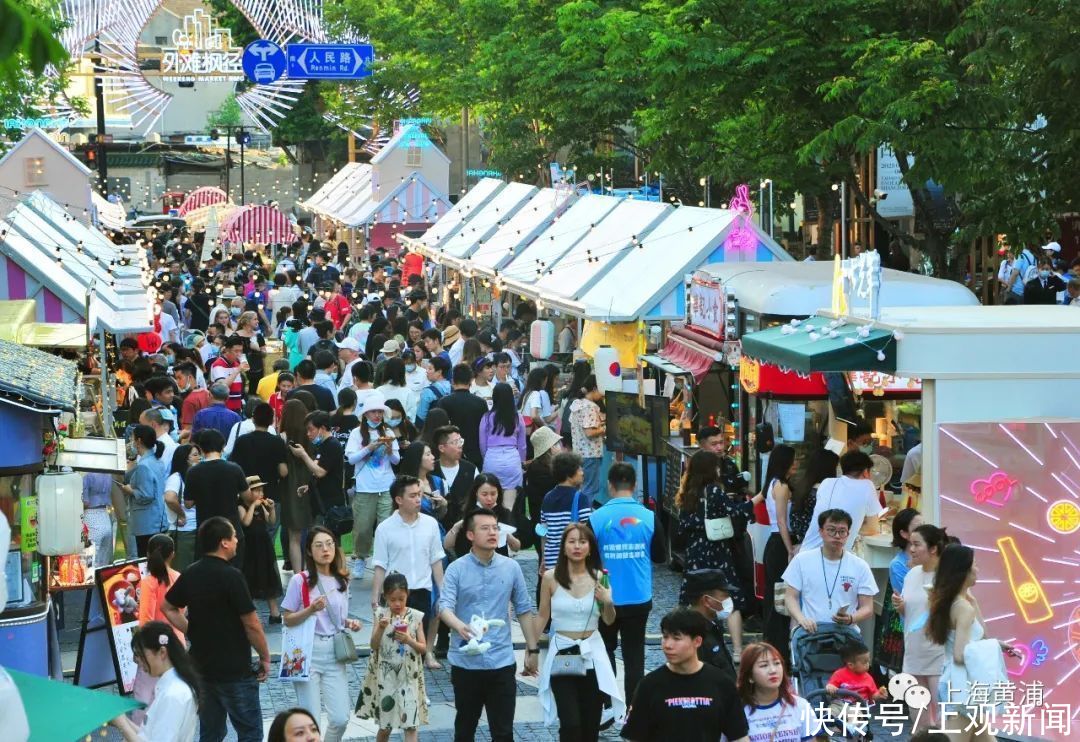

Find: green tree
0;0;72;149
206;94;242;131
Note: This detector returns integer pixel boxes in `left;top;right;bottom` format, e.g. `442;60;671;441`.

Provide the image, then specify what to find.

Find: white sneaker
351;559;365;579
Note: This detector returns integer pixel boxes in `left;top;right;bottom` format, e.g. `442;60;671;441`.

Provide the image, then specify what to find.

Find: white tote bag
277;615;316;682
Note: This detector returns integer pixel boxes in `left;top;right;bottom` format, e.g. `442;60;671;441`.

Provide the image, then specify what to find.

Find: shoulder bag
703;486;735;541
311;579;358;663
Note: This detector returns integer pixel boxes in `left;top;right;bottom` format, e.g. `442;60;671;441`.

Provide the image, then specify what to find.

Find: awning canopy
300;162;372;220
659;327;724;382
90;191;126;232
740;317;898;374
183;202;240;232
0;337;78;412
464;187;573;275
339;171;451;228
220;204;295;245
425;181;537;263
415;177;505;250
177;185;228;216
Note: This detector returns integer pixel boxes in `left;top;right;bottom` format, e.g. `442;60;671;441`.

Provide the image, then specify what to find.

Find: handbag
278;577;316;681
308;575;359;663
703;487;735;542
324;503;353;537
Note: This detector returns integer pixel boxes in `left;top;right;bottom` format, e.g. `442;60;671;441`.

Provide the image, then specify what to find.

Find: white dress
939;615;984;707
901;566;944;675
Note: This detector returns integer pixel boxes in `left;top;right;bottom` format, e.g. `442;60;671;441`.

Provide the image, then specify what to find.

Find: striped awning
220;204;296;245
184;202;240;231
178;186;229;216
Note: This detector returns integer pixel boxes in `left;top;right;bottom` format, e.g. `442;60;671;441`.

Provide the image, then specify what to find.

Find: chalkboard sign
74;559;147;694
604;392;669;458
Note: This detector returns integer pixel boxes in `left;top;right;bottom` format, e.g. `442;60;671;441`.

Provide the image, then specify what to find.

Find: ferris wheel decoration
44;0;415;150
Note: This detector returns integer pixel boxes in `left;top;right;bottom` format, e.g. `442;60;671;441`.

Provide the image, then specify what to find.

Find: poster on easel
74;559;146;694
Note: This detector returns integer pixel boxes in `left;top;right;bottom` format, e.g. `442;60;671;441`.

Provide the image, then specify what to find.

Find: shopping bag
277;615;315;681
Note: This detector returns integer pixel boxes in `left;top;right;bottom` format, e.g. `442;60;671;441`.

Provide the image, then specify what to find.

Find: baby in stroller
794;628;880;739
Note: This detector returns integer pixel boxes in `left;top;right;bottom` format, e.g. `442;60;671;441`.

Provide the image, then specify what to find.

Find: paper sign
777;403;806;443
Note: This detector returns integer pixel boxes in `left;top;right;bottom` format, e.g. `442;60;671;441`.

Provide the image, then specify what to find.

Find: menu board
83;559;147;694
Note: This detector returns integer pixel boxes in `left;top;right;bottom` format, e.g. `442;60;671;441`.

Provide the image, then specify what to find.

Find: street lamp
832;182;847;258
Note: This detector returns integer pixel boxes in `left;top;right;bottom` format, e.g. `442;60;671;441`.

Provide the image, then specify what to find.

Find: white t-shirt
782;547;877;625
522;390;552;419
158;311;179;344
448;337;465;366
440;462;460;490
405;367;429;395
470;382;494;407
734;697;822;742
164;472;198;532
799;476;880;551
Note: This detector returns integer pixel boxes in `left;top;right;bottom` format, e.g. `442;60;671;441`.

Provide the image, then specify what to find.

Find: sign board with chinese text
688;272;736;340
848;371;921;397
159;9;243;82
286;43;374;80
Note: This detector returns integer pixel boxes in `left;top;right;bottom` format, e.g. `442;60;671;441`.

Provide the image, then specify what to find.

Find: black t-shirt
229;430;288;499
185;458;249;535
289;384;335;412
313;436;345;509
329;413;359;450
238;333;266;376
165;556;256;681
306;338;337;359
622;663;748;742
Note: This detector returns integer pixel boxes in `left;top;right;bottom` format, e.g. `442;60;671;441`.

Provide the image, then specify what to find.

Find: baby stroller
793;624;875;740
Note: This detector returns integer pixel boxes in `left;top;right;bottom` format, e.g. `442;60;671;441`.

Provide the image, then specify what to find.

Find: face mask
1039;270;1051;279
230;307;242;318
387;417;402;428
312;435;323;445
366;419;381;429
165;355;174;366
859;444;874;455
405;364;417;373
719;597;734;618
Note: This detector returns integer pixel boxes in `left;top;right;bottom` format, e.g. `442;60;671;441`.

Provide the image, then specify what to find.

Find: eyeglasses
446;437;464;446
824;527;850;537
311;540;335;550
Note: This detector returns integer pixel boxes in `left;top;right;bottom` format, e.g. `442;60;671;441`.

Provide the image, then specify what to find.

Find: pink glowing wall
938;422;1080;739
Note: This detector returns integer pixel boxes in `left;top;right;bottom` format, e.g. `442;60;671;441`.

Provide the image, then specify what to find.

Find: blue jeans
582;456;602;504
199;677;263;742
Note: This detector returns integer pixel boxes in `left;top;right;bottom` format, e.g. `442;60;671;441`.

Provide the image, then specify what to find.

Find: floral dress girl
356;606;428;730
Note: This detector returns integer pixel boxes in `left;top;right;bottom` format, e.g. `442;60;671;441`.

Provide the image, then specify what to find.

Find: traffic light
237;131;252;146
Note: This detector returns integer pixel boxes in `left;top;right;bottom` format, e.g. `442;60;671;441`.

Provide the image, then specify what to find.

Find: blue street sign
242;40;287;85
286;43;374;80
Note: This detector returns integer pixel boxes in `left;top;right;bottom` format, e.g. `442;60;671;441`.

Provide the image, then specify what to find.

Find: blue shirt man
438;508;540;742
588;462;668;709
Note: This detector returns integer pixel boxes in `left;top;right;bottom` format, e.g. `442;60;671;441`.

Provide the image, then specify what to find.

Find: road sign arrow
351;49;365;76
297;49;309;75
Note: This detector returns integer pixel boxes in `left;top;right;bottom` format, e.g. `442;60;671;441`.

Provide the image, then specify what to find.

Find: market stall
219;203;296;246
0;339;79;677
739;302;1080;737
176;185;228;217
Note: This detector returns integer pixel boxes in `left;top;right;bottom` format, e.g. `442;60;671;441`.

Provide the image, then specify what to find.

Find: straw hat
442;326;460;347
245;475;267;490
381;338;401;355
530;427;562;458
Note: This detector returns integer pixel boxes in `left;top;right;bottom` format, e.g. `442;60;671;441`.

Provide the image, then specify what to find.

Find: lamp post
832;182;847;258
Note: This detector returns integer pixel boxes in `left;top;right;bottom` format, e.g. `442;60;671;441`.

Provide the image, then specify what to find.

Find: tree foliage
329;0;1076;262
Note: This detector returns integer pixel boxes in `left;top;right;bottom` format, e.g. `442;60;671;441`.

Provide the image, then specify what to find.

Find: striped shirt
209;356;244;411
540;485;592;569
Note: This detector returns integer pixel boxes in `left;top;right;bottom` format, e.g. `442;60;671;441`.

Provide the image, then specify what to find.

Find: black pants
407;588;432;626
551;668;604;741
599;605;648;705
763;532;791;666
450;664;517;742
135;534;153;558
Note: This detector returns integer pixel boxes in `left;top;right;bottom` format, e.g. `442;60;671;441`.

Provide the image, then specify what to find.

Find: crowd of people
92;229;1013;742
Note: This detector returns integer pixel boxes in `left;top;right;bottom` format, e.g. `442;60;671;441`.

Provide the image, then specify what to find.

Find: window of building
23;157;46;187
406;144;422;167
155;35;168;45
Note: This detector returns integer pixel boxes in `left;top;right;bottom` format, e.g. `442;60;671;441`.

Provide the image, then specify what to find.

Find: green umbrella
7;668;143;742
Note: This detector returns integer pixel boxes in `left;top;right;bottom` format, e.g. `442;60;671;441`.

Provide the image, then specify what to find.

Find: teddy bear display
461;614;506;655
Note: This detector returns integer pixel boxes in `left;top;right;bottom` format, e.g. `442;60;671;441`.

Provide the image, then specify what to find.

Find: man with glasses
433;425;478;528
782;508;878;671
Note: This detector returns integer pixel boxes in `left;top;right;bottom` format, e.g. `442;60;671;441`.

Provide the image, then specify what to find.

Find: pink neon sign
724;184;759;253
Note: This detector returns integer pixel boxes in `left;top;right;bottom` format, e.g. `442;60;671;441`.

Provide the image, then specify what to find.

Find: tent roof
417;178;505;249
0;337;79;412
698;260;979;316
91;191;126;232
0;128;91;177
431;182;538;262
465;187;572;275
499;193;623;289
300;163;368;217
0;192;150;333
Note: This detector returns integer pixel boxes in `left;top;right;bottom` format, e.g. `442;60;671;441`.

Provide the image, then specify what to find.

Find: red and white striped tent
220;204;296;245
177;186;229;216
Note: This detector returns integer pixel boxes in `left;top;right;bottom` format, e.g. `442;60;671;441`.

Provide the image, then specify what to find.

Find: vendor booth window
406;144;423;167
1;474;45;614
23;157;46;187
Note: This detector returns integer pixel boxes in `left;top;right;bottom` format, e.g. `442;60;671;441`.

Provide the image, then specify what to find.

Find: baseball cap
473;356;494;373
1042;241;1061;253
336;337;361;352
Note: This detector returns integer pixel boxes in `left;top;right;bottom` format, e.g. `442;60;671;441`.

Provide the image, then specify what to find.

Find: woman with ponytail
133;534;184;719
111;621;200;742
118;424;168;557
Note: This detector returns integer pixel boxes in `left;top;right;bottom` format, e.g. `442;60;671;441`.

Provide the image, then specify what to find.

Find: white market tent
466;187;574;276
430;182;538;266
0;192;150;333
299;162;366;218
91;191;126;232
403;177;792;322
416;178;505;250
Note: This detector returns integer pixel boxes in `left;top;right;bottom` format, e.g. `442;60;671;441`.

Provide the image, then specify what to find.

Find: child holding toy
356;572;428;741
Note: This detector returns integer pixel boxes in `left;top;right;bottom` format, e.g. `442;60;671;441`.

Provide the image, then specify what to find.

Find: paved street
57;549;920;741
